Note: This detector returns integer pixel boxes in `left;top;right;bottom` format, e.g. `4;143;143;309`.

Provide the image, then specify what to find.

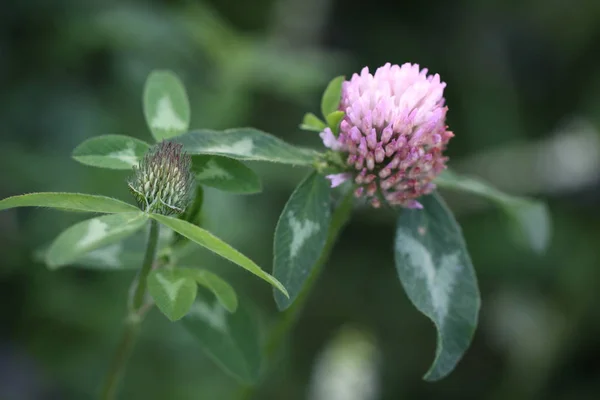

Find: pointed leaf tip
149;214;288;296
0;193;139;214
300;112;327;132
325;110;345;134
321;75;345;118
180;268;239;313
394;193;480;380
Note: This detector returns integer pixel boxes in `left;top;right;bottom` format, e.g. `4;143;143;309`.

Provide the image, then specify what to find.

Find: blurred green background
2;0;600;399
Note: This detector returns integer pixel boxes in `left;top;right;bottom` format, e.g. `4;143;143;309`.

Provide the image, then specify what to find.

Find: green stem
100;219;159;400
185;185;204;225
236;191;354;400
99;316;140;400
172;186;204;248
132;219;160;310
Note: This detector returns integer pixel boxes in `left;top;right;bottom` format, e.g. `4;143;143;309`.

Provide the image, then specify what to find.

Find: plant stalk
236;191;354;400
100;219;159;400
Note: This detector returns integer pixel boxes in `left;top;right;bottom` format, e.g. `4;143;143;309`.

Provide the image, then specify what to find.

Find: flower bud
128;141;195;215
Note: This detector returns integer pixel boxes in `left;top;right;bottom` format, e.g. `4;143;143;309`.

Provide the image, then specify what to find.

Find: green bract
320;75;345;117
325;110;345;134
299;75;346;135
299;112;327;132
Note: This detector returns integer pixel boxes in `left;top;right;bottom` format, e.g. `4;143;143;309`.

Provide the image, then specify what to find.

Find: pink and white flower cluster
321;63;454;209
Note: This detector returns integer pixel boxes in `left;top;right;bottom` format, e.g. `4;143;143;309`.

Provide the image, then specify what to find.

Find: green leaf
72;135;151;170
143;70;191;141
394;193;480;381
325;110;345;133
273;172;332;310
435;170;551;253
192;155;261;194
503;201;550;254
149;214;288;297
0;193;139;214
34;224;175;270
182;291;262;384
320;75;345;117
148;269;198;321
173;128;318;165
46;212;149;269
180;268;238;313
299;112;327;132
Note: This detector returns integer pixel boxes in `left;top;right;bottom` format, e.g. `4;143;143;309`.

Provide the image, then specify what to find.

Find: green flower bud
128;141;195;215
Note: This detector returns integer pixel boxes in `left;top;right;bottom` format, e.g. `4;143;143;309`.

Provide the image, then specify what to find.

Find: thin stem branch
132;219;160;310
99;316;140;400
236;191;354;400
100;218;160;400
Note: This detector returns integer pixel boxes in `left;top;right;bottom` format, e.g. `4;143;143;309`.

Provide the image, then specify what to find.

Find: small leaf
192;155;261;194
325;110;345;134
143;70;191;141
435;170;551;253
173;128;318;165
395;193;480;381
320;75;345;117
273;172;332;310
149;214;288;297
180;268;238;313
72;135;151;170
299;113;327;132
182;291;261;384
34;224;175;271
46;212;149;268
148;269;197;321
0;193;139;214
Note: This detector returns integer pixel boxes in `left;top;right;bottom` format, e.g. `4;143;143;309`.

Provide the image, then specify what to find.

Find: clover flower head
321;62;454;209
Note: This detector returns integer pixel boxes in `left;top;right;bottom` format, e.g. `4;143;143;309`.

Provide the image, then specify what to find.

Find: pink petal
326;173;352;188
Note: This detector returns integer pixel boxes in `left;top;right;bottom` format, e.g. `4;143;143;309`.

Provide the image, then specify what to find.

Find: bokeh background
2;0;600;399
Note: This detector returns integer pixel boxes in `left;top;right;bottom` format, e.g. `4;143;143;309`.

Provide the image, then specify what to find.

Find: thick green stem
100;219;159;400
236;191;354;400
132;219;160;310
185;185;204;225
